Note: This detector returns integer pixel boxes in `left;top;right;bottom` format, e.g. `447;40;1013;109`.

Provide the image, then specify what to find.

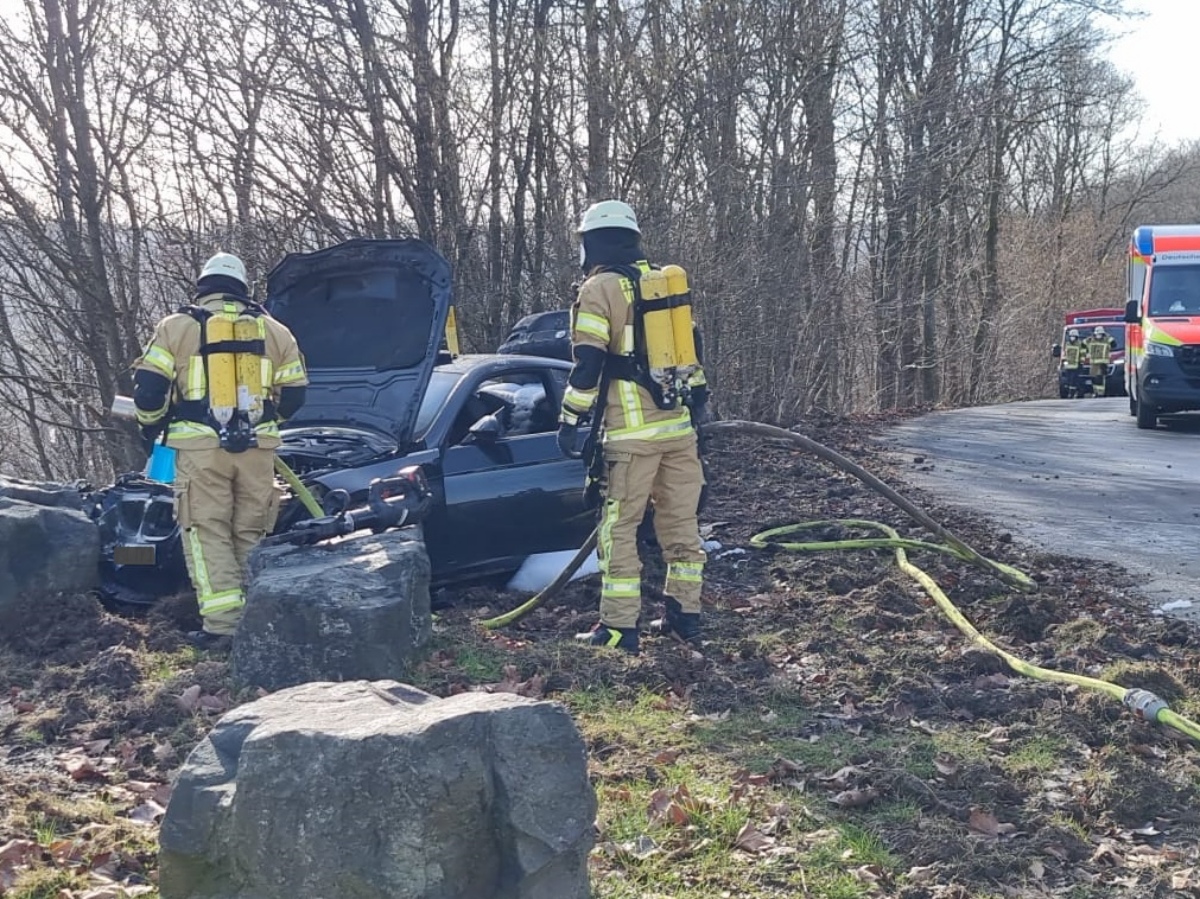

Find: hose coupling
1124;688;1168;723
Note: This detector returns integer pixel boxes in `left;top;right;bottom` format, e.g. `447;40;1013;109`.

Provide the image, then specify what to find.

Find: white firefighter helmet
199;252;248;288
1068;329;1080;339
577;200;639;234
1093;325;1106;337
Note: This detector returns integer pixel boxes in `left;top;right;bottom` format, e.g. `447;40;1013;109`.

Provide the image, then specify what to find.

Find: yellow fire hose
755;518;1200;743
480;419;1200;743
273;455;325;519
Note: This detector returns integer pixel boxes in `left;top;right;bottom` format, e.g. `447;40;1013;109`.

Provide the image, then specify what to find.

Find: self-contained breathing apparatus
578;263;704;509
176;299;272;453
598;263;700;411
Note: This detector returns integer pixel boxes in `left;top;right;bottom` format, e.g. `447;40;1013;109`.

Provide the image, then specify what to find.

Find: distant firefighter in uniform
556;200;709;655
133;253;308;649
1062;328;1086;397
1084;325;1116;397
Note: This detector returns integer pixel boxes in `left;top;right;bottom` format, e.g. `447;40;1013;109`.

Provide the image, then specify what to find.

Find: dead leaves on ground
0;832;156;897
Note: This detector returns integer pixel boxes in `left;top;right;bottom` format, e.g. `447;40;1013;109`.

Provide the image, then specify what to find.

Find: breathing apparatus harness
577;262;704;509
175;296;272;453
595;262;699;411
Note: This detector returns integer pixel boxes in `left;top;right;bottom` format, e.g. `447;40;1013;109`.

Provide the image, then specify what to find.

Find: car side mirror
1124;300;1140;324
1051;344;1061;358
467;414;504;444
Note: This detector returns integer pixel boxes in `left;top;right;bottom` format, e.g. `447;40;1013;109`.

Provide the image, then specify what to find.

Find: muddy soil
2;411;1199;897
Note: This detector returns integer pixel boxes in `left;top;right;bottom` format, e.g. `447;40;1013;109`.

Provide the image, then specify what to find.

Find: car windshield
1149;264;1200;316
413;370;461;437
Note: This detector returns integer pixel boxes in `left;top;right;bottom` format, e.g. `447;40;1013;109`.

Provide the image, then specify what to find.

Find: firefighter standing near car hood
133;253;308;648
556;200;708;654
1084;325;1116;398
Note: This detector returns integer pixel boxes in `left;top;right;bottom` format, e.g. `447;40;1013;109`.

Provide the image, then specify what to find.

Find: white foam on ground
506;549;601;592
1154;599;1194;615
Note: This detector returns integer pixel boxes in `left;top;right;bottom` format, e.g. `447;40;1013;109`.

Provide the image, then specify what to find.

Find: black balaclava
581;226;645;274
195;274;249;302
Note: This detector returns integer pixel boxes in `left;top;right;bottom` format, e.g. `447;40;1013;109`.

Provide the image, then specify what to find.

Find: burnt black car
91;238;594;603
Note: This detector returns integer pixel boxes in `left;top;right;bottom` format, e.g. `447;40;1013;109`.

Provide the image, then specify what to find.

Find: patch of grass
139;647;199;685
1047;810;1090;843
931;725;991;765
5;867;87;899
451;643;508;682
1099;661;1185;702
1001;734;1067;776
867;799;921;826
29;812;59;847
807;822;898;870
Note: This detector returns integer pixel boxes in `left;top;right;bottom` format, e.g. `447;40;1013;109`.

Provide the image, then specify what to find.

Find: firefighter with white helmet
133;253;308;648
1061;328;1086;397
558;199;708;654
1084;325;1116;397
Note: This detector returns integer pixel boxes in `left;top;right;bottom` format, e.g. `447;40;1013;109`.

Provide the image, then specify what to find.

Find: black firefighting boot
651;598;702;646
575;623;640;655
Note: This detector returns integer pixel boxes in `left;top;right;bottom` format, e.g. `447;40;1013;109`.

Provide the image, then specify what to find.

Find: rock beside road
0;496;99;610
231;529;432;690
158;680;596;899
0;473;85;510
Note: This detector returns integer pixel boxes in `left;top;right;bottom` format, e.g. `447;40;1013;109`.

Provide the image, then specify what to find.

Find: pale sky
1107;0;1200;145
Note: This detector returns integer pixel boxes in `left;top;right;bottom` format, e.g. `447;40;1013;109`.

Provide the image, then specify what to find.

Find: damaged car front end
90;237;594;604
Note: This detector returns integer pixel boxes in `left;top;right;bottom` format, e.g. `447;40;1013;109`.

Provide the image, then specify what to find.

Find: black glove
557;422;581;459
139;424;164;455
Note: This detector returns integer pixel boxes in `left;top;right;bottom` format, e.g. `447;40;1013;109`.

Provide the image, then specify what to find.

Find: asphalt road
883;397;1200;622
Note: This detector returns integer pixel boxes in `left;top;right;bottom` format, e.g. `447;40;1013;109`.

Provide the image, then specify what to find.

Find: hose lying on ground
481;418;1200;742
479;529;598;629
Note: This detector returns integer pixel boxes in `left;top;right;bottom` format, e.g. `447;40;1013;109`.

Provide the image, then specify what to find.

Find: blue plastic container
146;443;177;483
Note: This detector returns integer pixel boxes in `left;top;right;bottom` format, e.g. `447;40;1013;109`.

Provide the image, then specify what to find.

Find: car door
435;365;592;574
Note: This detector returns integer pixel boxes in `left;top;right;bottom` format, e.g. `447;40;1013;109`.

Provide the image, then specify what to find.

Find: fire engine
1051;309;1125;399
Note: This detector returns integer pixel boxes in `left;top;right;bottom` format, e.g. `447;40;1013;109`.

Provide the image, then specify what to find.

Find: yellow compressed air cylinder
639;268;677;371
233;316;265;424
206;315;236;427
662;264;698;369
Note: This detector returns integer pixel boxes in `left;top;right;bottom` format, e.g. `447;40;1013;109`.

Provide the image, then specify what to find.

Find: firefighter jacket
135;294;308;450
1062;341;1085;369
562;262;706;444
1084;335;1115;366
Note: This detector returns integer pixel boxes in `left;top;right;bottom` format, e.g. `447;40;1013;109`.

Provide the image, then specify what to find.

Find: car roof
434;353;572;375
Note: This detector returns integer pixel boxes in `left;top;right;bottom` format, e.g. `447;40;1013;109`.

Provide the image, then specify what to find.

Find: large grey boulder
232;530;432;690
159;681;596;899
0;497;99;609
0;473;85;510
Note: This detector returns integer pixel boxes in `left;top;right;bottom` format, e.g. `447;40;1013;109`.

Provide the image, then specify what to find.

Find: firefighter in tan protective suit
557;200;708;654
1084;325;1116;398
133;253;308;649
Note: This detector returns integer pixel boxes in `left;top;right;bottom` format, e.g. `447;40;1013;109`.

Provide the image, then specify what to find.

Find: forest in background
1;0;1198;480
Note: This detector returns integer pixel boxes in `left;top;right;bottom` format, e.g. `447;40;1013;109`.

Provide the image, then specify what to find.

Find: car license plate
114;544;157;566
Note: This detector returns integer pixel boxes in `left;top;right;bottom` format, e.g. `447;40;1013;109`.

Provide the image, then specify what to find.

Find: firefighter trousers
597;433;705;629
1090;363;1107;397
174;447;279;635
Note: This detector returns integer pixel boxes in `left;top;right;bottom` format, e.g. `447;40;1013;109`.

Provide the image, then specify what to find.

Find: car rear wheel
1059;384;1069;399
1136;397;1158;430
1129;393;1137;417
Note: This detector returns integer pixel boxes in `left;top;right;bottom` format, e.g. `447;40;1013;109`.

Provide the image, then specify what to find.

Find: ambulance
1124;225;1200;429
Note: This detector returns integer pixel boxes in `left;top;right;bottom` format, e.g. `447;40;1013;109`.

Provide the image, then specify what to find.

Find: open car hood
265;238;452;446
